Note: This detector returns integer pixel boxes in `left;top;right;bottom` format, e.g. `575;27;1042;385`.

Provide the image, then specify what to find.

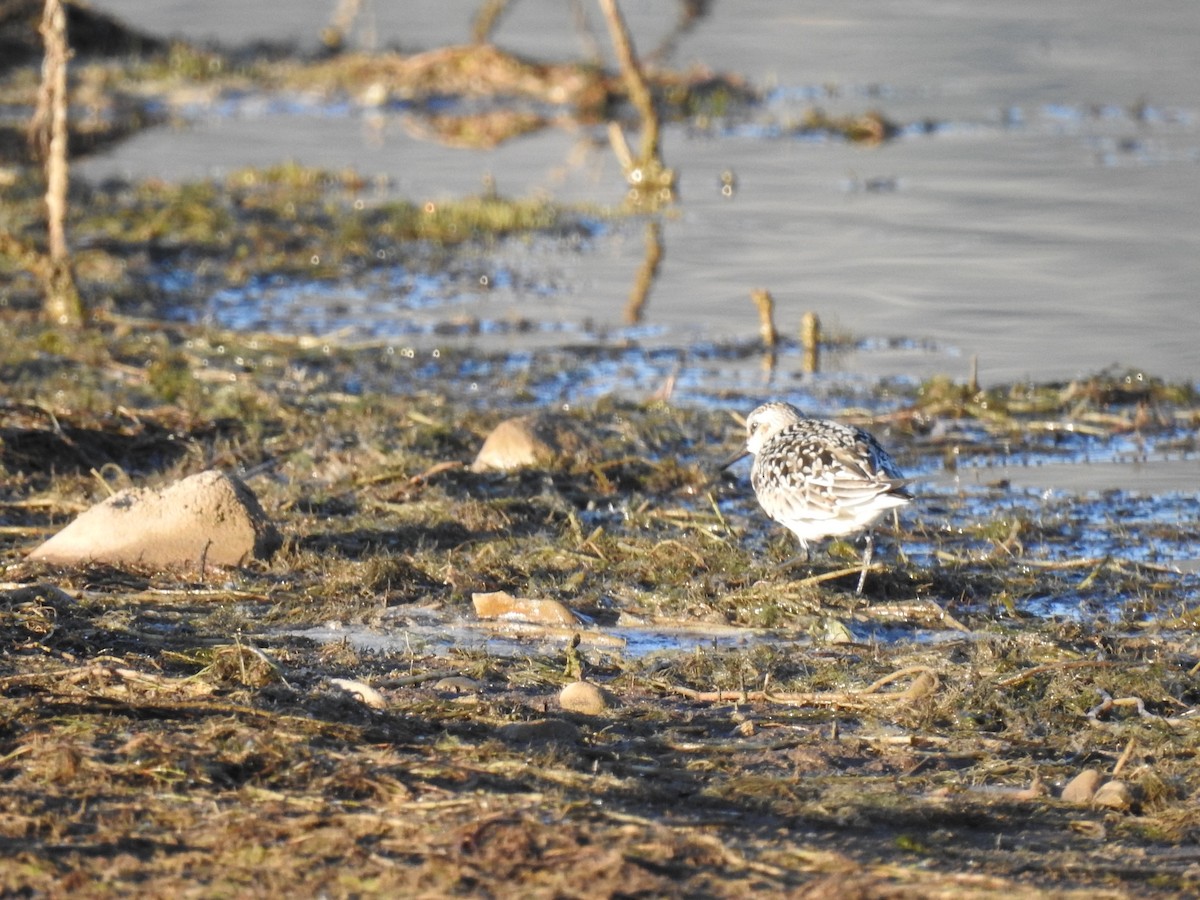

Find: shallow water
288;607;962;661
82;0;1200;385
290;617;793;662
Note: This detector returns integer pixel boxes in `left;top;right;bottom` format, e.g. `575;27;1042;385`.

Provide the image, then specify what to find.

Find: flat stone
28;469;280;570
559;680;618;715
470;415;595;472
472;590;580;626
435;676;482;694
1061;768;1103;804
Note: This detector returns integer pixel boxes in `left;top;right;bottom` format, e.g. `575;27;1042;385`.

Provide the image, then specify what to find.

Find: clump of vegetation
1;158;604;323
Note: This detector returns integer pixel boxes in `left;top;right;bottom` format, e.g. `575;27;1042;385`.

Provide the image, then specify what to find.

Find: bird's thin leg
855;531;875;595
773;539;811;573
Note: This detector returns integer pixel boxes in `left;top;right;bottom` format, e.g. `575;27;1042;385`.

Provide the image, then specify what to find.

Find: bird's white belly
773;493;908;543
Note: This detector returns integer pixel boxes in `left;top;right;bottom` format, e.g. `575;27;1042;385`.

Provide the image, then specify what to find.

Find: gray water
80;0;1200;387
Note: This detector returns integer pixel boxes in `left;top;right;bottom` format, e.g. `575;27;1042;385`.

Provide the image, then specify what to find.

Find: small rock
329;678;387;710
435;676;481;694
28;469;279;570
1093;779;1135;811
470;415;595;472
497;718;580;745
1061;768;1103;804
472;590;580;626
559;680;617;715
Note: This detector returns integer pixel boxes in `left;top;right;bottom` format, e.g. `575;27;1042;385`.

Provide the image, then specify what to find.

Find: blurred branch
597;0;674;206
471;0;512;44
569;0;604;64
646;0;713;65
321;0;363;52
597;0;657;163
27;0;84;327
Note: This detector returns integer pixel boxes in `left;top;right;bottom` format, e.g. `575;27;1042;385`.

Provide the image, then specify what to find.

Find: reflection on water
622;219;663;325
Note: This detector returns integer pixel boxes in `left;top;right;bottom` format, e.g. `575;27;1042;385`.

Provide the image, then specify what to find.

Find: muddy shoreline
3;7;1200;896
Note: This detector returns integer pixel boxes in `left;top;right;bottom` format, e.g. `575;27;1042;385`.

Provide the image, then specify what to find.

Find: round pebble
559;680;617;715
1093;780;1135;811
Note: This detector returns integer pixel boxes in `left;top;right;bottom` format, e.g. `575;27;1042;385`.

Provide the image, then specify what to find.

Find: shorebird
724;401;911;594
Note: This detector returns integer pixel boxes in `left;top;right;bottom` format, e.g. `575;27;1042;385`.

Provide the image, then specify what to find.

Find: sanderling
724;401;911;594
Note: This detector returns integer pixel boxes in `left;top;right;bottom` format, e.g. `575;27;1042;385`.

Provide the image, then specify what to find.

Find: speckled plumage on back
733;401;911;591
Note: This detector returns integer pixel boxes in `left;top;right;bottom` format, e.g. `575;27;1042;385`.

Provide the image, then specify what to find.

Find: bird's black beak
720;447;750;471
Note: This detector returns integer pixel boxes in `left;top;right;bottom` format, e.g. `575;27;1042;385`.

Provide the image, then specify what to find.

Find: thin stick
31;0;84;326
750;289;779;350
1112;737;1136;778
597;0;659;165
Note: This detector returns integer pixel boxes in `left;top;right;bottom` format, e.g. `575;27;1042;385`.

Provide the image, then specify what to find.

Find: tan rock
559;680;618;715
1061;768;1103;804
28;469;279;570
472;590;580;626
1093;779;1135;811
470;415;595;472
